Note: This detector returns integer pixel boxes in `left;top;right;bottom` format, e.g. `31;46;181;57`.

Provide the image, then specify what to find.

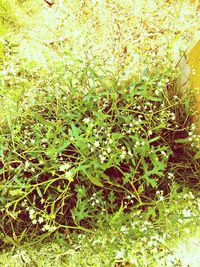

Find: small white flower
94;141;100;147
25;161;30;169
161;151;166;156
115;250;124;260
99;155;106;163
83;117;90;124
64;170;74;181
107;147;111;153
59;163;71;172
135;141;140;146
188;191;194;199
159;196;165;201
38;217;44;224
120;150;126;159
29;208;35;218
168;172;174;180
128;150;133;156
182;208;191;218
42;224;50;231
32;219;37;224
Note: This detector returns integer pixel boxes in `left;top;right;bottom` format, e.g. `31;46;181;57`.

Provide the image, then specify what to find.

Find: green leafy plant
0;0;200;254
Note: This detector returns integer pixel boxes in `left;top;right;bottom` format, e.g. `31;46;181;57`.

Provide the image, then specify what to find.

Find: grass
0;0;200;266
0;183;200;266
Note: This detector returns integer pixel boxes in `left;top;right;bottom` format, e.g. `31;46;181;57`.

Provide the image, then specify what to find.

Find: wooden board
188;41;200;131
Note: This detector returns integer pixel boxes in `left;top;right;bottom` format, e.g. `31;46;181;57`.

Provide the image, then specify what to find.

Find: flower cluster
188;123;200;148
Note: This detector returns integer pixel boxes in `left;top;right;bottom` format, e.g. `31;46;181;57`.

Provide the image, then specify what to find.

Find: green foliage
0;58;198;248
0;0;200;254
0;0;22;28
0;184;199;266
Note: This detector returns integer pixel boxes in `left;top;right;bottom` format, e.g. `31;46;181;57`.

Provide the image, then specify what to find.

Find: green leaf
83;170;103;187
111;202;124;224
174;138;188;143
57;142;70;153
148;178;158;188
36;187;43;198
69;123;81;139
33;113;55;127
149;136;160;143
77;164;103;187
13;176;22;186
193;150;200;160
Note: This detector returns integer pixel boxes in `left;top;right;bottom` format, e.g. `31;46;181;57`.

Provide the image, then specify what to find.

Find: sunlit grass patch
174;235;200;267
0;0;199;124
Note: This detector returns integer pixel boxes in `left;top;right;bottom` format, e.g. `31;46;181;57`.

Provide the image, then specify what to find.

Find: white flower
115;250;124;259
188;191;194;199
42;224;56;232
38;217;44;224
29;209;35;219
25;161;30;169
161;151;166;156
59;163;71;172
83;117;90;124
135;141;140;146
128;150;133;156
159;196;165;201
168;172;174;180
42;224;50;231
120;150;126;159
182;208;191;218
94;141;100;147
99;154;106;163
32;219;37;224
64;170;74;181
107;147;111;153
